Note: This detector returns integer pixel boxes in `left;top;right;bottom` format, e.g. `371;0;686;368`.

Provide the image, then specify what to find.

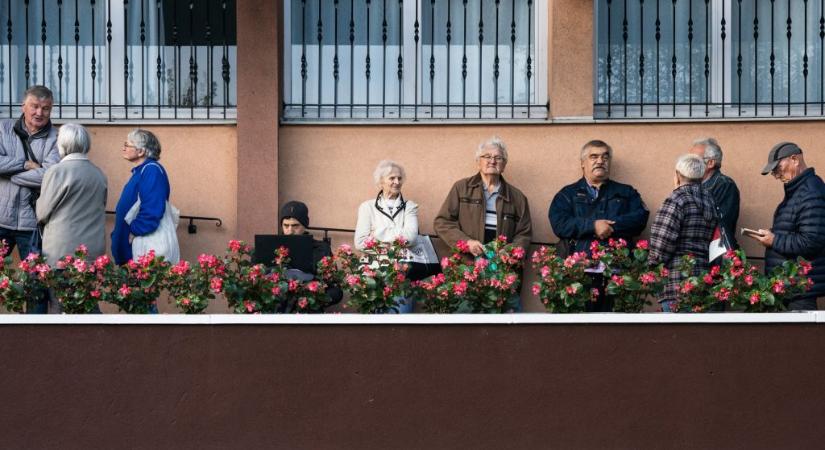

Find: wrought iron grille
0;0;237;121
596;0;825;119
282;0;548;121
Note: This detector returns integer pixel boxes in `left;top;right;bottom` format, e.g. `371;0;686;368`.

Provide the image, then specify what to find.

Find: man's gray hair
474;136;508;161
373;159;406;188
675;153;706;182
692;137;723;167
23;85;53;102
127;128;162;160
57;123;91;157
580;140;613;161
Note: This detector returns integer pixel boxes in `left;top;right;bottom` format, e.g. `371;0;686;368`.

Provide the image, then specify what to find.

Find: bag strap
700;184;733;250
12;126;39;164
140;161;165;176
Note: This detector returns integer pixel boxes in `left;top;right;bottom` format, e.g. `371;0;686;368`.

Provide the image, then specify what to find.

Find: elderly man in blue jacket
750;142;825;310
549;140;649;312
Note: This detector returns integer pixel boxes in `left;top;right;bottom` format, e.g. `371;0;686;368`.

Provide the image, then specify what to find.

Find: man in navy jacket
549;140;649;311
751;142;825;310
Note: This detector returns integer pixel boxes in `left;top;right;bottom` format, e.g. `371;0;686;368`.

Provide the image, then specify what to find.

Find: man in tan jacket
434;137;532;256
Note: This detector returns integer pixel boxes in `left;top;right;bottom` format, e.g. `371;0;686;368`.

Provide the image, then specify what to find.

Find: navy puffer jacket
765;168;825;308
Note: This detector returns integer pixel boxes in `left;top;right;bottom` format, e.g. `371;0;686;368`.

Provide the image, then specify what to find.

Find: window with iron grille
282;0;548;121
0;0;237;121
595;0;825;119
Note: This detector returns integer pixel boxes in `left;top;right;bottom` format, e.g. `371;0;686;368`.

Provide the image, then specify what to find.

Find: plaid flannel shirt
648;183;718;302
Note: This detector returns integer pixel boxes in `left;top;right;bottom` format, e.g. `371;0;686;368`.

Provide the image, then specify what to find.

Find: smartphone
740;227;765;238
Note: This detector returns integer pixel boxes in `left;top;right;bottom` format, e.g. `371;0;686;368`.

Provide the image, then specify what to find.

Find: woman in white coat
354;160;419;250
354;160;420;313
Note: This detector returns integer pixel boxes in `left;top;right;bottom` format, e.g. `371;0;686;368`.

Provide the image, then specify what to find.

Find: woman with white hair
111;128;178;266
354;160;420;313
36;123;108;267
648;153;718;312
355;160;419;250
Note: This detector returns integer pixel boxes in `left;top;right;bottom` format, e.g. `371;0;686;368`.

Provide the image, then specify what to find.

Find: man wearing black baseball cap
747;142;825;310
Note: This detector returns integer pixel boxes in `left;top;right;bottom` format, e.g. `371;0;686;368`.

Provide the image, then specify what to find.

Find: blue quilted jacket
765;168;825;308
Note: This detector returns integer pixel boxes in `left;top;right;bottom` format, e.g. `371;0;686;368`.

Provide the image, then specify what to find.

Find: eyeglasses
123;142;136;149
479;154;506;163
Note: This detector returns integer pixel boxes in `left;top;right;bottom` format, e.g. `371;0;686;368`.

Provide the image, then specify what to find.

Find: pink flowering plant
676;250;813;313
745;256;814;312
596;239;668;313
674;254;724;312
220;239;291;314
416;236;524;314
49;245;113;313
106;250;170;313
0;243;51;313
165;253;226;314
531;245;594;313
318;237;411;313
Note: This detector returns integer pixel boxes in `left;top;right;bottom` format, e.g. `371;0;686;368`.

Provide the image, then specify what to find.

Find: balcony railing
0;0;237;121
595;0;825;120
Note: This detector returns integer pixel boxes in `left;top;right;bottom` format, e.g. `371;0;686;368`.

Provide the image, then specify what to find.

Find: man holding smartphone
749;142;825;310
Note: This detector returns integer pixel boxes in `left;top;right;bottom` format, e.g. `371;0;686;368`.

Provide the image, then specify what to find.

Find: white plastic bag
125;198;181;264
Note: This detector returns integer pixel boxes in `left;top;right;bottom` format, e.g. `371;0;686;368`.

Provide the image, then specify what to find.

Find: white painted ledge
0;312;823;325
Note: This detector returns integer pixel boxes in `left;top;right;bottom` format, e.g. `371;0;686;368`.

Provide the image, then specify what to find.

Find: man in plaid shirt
648;154;718;312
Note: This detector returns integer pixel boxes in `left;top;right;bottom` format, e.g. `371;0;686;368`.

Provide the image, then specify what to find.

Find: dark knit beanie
280;201;310;228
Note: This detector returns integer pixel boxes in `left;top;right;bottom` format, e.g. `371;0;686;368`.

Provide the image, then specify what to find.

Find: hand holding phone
741;227;765;238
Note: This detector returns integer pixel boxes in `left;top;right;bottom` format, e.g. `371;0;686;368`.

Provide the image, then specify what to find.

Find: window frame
281;0;549;122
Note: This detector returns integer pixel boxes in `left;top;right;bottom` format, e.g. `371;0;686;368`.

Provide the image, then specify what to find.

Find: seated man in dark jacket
549;140;650;311
279;201;343;311
750;143;825;310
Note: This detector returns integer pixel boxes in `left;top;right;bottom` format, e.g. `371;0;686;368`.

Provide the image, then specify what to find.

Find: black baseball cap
761;142;802;175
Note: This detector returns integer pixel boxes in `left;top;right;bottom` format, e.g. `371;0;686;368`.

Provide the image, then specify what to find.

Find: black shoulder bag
11;128;41;211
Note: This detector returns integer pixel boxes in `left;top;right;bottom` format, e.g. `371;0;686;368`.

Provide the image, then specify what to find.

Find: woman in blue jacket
111;129;174;265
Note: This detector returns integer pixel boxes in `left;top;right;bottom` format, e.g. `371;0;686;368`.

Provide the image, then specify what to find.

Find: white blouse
354;195;419;250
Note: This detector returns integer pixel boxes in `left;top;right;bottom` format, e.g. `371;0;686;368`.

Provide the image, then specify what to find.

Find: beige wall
85;125;238;263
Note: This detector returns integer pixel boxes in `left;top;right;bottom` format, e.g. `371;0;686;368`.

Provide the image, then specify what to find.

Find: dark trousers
586;273;613;312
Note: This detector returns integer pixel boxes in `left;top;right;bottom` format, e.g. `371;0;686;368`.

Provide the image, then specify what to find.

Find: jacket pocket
500;212;519;239
606;193;629;218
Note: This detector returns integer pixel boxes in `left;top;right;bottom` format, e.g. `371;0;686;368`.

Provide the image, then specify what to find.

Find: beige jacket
36;153;108;265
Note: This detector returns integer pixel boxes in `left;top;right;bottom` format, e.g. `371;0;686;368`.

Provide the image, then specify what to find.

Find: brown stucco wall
236;0;281;240
548;0;594;117
1;322;824;449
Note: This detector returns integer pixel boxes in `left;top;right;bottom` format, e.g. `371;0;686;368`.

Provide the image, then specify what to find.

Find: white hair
692;137;723;167
57;123;91;158
474;136;508;161
372;160;406;188
675;153;706;182
127;128;162;160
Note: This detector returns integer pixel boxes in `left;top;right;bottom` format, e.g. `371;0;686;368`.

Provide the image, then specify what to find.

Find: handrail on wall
105;211;222;234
